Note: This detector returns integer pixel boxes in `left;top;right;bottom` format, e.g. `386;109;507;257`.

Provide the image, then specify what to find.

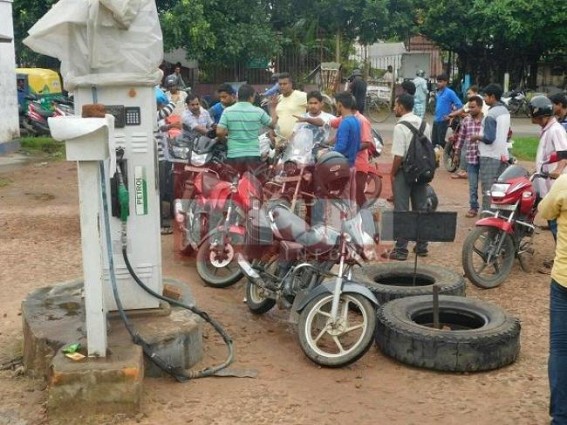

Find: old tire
354;263;465;305
375;295;521;372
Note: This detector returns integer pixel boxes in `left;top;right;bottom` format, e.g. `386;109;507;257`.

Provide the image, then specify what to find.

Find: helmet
528;95;553;118
155;87;168;107
315;151;350;196
165;75;178;89
416;69;425;77
351;69;362;77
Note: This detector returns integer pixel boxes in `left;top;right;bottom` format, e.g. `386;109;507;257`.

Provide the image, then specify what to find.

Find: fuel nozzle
115;148;129;223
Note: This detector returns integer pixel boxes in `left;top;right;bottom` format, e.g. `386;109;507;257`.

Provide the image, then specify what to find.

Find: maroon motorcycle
461;152;563;288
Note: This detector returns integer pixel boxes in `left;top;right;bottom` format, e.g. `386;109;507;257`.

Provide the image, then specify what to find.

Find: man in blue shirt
432;73;462;148
208;83;237;124
333;92;361;166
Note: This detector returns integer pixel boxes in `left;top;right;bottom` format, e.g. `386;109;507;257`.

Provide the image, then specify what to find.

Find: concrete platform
21;277;204;421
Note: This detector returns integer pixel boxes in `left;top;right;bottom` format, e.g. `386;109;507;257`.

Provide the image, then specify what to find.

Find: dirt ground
0;132;555;425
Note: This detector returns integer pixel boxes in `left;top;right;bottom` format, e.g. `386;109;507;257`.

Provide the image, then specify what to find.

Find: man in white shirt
382;93;433;261
469;83;510;212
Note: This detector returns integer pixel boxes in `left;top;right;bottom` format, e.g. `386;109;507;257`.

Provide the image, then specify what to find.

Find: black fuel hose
101;158;234;382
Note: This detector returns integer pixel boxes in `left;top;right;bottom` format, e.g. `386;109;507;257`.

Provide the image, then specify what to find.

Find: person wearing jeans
538;174;567;424
453;96;484;217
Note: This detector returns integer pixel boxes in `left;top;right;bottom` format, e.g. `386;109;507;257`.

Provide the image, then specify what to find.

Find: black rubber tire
245;281;276;314
375;295;521;372
297;293;376;367
196;232;243;288
462;226;515;289
354;263;465;305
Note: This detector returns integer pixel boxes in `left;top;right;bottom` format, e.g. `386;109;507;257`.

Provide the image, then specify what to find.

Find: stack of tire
354;263;521;372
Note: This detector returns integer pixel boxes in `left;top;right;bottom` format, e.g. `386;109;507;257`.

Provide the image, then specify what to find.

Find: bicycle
366;95;392;123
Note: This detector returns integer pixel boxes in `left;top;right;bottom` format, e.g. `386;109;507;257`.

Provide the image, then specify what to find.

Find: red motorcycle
195;170;263;288
461;153;561;288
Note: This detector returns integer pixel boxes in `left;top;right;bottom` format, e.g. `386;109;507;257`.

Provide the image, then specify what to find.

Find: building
0;0;19;153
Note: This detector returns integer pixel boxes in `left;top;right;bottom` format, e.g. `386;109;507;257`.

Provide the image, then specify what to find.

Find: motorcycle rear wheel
462;226;515;289
297;293;376;367
196;231;244;288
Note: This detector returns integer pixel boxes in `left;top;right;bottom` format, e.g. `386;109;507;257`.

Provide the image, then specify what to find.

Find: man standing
216;84;277;175
549;92;567;132
413;70;428;118
348;69;368;114
182;93;213;141
208;83;236;125
329;95;374;208
273;73;308;140
453;95;484;218
529;96;567;274
432;73;462;149
469;83;510;212
292;90;334;145
167;63;186;89
537;174;567;425
382;94;432;261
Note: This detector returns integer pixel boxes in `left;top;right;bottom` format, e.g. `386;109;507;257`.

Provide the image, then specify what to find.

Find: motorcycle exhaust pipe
237;254;269;289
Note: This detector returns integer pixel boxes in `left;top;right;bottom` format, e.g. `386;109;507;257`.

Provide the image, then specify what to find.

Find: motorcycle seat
270;205;339;252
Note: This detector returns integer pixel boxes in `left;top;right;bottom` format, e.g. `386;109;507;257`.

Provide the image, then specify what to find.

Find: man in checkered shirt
453;95;484;218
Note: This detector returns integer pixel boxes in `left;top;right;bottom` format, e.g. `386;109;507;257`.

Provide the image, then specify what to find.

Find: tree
12;0;58;66
419;0;567;87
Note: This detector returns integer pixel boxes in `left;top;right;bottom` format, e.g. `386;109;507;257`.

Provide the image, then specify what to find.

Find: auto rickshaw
16;68;63;112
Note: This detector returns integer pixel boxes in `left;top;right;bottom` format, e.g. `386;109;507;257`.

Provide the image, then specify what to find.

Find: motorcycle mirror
548;151;567;164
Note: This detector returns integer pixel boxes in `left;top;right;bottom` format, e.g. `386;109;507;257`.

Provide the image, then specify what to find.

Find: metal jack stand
381;211;457;328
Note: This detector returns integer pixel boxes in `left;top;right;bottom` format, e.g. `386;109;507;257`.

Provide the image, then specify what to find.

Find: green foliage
12;0;58;66
20;137;64;156
511;137;539;161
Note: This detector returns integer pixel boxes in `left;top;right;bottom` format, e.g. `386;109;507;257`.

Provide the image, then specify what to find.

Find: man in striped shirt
216;84;278;175
453;95;484;217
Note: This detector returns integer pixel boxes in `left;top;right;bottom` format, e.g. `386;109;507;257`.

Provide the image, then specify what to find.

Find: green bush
20;136;64;156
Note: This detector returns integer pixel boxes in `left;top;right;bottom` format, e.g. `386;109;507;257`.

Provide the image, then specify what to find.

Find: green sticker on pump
134;166;148;215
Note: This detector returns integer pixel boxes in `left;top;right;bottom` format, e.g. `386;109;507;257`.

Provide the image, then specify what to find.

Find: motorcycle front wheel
297;293;376;367
462;226;515;289
196;231;244;288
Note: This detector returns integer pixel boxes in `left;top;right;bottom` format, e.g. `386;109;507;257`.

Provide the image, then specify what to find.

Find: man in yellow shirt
273;73;308;140
538;173;567;425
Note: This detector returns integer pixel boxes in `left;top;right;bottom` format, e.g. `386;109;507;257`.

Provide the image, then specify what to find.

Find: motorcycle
195;169;263;288
461;152;562;288
237;197;379;367
172;134;232;256
20;94;74;136
502;89;529;117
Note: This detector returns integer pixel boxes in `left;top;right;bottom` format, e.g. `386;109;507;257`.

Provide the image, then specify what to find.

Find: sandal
451;172;467;179
465;209;478;218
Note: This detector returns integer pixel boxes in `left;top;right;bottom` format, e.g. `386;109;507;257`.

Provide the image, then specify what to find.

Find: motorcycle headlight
171;146;189;160
490;183;510;198
190;152;209;166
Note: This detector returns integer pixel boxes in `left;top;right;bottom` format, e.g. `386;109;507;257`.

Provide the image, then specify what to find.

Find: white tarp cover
24;0;163;90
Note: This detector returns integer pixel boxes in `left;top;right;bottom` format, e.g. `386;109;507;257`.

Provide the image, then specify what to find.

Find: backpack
399;121;436;185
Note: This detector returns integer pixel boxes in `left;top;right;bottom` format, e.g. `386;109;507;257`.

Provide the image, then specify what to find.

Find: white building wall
0;0;19;149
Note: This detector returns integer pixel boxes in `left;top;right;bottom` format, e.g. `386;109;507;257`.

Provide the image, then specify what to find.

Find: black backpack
399;121;436;185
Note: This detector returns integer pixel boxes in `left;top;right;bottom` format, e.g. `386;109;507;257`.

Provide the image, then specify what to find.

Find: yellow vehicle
16;68;62;96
